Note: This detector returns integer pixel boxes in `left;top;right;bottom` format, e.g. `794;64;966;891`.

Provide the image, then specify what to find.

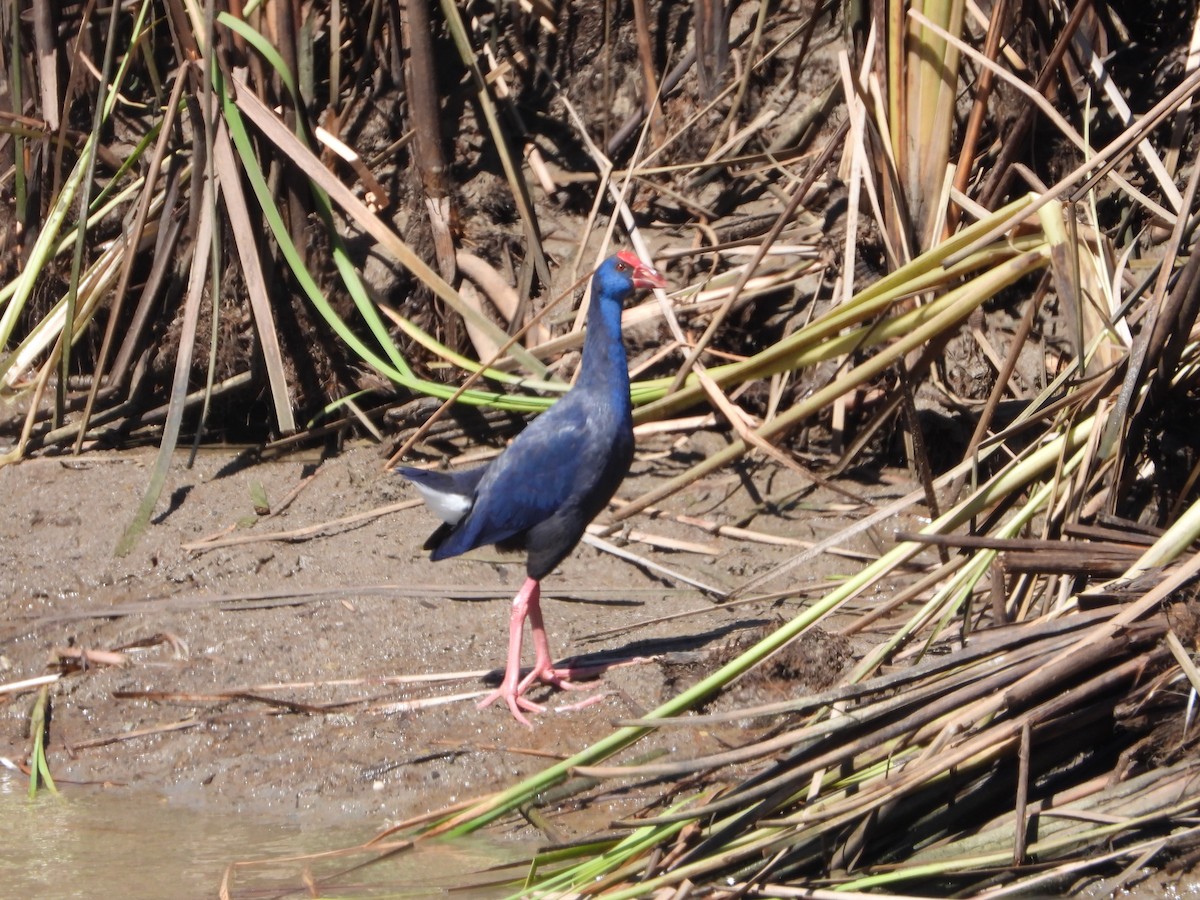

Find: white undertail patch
412;482;472;525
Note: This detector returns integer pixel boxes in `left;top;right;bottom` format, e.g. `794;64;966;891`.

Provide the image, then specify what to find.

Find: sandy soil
0;435;898;832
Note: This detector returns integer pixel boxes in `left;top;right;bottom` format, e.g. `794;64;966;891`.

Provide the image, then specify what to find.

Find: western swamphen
397;251;666;725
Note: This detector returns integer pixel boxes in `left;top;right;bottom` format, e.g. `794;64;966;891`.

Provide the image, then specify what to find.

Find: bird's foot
479;663;601;727
477;686;544;728
517;663;594;695
553;691;612;714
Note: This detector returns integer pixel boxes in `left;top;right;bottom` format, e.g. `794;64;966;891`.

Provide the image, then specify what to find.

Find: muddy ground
0;433;904;836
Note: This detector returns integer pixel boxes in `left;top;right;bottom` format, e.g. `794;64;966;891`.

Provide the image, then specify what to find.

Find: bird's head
598;250;667;297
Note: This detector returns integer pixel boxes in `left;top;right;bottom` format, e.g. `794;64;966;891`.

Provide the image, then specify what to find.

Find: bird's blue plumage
397;254;653;580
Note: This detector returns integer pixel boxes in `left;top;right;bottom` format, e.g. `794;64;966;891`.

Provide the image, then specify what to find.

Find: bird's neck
579;292;630;403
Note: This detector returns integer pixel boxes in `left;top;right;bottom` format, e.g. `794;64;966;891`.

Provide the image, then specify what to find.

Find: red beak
616;249;667;291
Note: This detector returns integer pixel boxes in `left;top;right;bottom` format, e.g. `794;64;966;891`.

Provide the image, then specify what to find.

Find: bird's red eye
616;261;627;271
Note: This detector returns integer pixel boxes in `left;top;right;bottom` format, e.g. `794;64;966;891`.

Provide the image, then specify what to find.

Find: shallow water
0;776;522;899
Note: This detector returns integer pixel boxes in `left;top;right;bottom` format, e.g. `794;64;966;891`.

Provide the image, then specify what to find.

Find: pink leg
518;594;591;695
477;577;594;726
478;577;544;727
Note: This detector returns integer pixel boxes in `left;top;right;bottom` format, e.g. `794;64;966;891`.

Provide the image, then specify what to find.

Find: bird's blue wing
429;403;598;559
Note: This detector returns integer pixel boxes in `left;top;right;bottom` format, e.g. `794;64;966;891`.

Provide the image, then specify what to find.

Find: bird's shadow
577;618;770;660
